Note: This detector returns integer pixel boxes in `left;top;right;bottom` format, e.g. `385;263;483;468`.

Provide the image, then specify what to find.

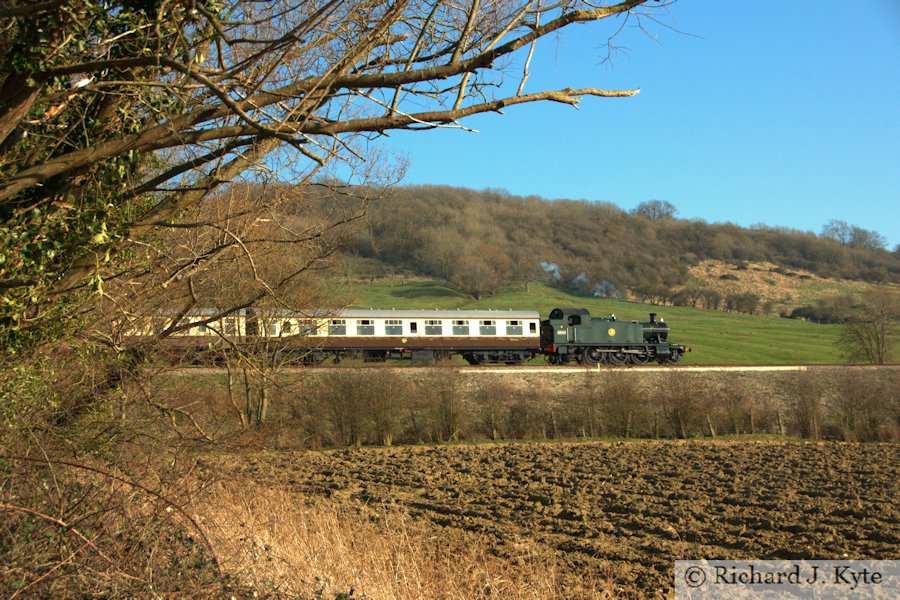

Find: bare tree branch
0;0;665;347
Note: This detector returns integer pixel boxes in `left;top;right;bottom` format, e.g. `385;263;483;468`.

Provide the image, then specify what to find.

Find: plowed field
211;441;899;597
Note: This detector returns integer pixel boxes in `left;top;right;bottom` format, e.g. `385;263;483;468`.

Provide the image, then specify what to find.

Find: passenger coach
125;308;542;364
307;309;541;364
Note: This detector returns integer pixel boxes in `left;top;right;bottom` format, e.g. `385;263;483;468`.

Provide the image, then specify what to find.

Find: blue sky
378;1;900;249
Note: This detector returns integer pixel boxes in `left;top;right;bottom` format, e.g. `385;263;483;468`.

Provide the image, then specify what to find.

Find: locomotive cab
541;308;590;350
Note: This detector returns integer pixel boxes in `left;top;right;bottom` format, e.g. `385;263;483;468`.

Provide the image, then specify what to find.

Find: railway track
169;363;899;376
460;364;899;374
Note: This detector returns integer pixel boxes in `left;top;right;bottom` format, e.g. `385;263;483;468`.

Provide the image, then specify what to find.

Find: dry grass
684;259;898;311
0;455;227;598
199;481;614;599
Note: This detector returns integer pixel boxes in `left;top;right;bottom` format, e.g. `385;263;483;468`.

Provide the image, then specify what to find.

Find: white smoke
540;261;561;282
592;280;622;299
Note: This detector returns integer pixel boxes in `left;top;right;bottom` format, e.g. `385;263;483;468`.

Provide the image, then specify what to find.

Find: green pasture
350;279;848;365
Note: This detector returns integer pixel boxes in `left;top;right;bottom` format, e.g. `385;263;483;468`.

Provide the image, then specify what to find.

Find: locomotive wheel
631;352;651;365
666;353;681;364
608;350;628;365
582;347;603;366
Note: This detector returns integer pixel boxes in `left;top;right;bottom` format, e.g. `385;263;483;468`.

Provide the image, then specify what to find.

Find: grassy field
348;279;850;364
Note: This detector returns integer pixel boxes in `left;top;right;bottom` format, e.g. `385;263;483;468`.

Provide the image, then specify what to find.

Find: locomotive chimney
649;313;657;324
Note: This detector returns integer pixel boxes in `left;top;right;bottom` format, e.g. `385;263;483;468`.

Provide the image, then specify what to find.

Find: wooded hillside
343;185;899;302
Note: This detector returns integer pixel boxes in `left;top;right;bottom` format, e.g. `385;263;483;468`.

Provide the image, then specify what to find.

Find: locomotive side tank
540;307;687;365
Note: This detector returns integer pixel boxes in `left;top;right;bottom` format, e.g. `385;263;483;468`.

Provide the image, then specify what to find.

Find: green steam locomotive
540;307;688;365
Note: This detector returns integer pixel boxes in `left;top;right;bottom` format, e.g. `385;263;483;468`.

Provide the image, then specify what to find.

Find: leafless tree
451;246;511;299
839;290;899;365
822;219;887;250
1;2;679;591
1;0;667;348
631;199;677;221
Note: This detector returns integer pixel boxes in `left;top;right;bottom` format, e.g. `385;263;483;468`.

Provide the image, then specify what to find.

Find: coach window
506;320;523;335
224;318;237;335
282;321;292;335
197;323;208;334
424;319;442;335
329;319;346;335
410;322;418;334
452;319;469;335
479;320;496;335
357;319;375;335
385;319;403;335
529;322;537;334
299;320;318;335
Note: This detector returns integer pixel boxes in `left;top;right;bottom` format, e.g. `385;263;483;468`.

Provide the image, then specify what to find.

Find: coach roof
329;309;540;320
178;308;542;320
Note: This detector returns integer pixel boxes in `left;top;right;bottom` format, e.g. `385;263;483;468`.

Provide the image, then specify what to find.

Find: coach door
409;321;419;336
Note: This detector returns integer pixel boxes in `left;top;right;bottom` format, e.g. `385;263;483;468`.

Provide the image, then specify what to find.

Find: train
126;306;688;365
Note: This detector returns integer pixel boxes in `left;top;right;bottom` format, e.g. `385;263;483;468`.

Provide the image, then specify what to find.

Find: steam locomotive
131;306;688;365
541;307;686;365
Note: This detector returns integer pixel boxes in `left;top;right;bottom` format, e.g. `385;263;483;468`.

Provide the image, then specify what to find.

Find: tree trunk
0;75;40;146
257;386;269;425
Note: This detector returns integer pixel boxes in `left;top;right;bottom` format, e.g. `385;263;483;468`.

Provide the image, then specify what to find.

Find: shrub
366;371;413;446
418;371;470;442
472;380;518;440
0;455;226;597
601;374;643;438
658;374;707;438
790;372;823;439
826;371;899;441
